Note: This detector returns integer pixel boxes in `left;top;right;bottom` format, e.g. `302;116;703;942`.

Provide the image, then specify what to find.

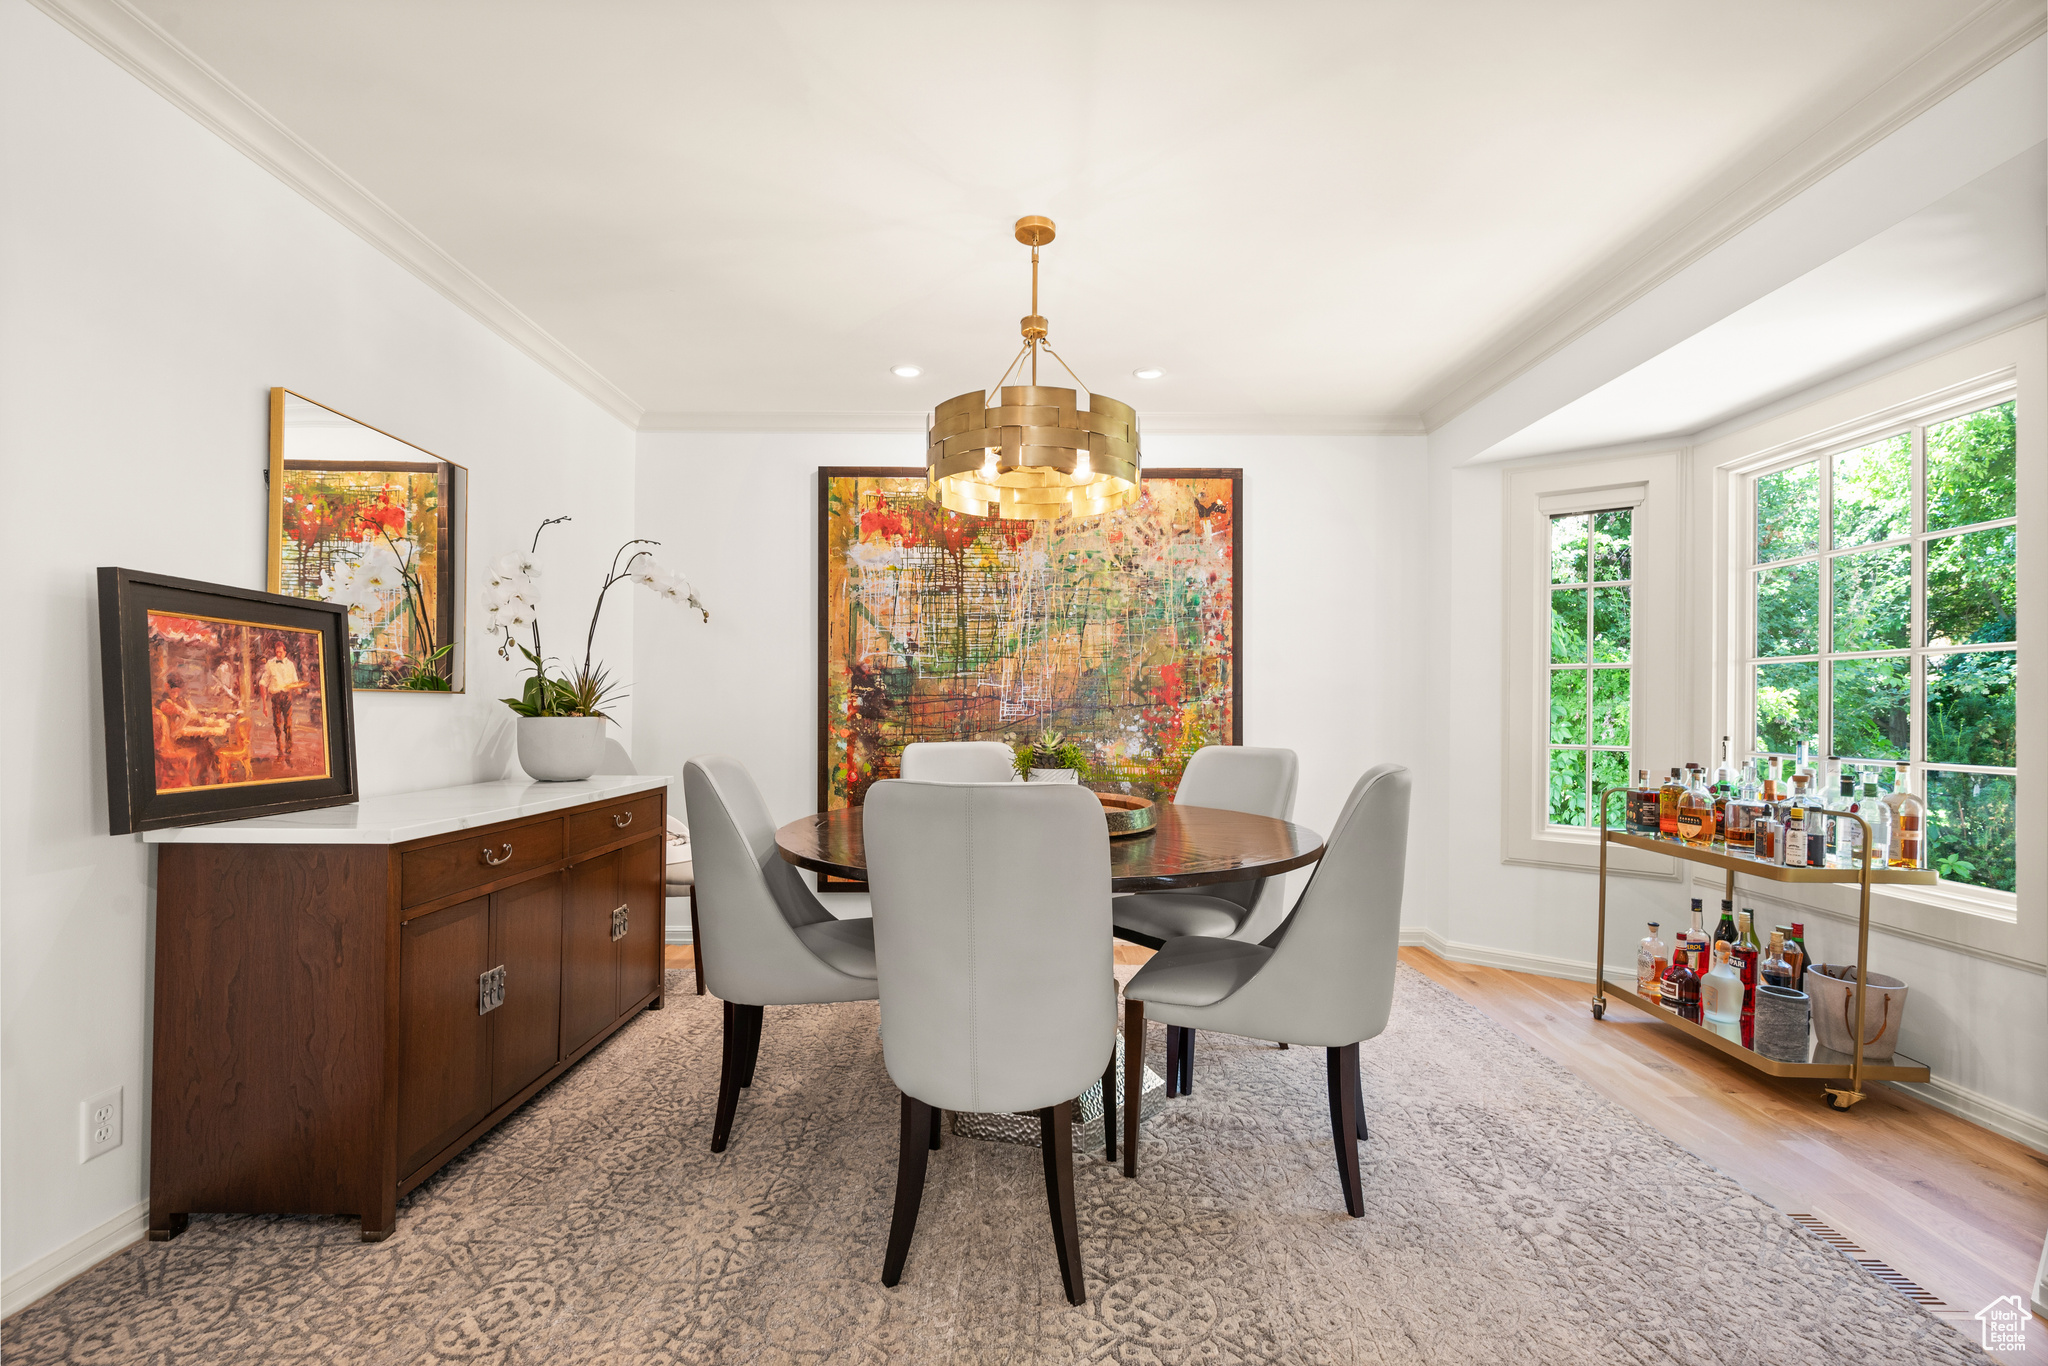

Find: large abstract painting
818;467;1241;815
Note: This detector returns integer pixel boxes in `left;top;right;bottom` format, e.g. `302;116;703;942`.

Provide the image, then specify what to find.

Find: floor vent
1788;1214;1948;1309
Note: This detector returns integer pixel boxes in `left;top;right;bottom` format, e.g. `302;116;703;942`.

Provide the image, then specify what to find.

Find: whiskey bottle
1637;922;1668;997
1786;922;1812;984
1861;778;1891;865
1886;763;1926;870
1660;943;1686;1013
1782;804;1809;868
1658;768;1685;837
1676;768;1717;847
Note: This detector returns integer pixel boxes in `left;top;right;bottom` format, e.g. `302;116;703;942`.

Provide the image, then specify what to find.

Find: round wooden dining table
774;801;1325;892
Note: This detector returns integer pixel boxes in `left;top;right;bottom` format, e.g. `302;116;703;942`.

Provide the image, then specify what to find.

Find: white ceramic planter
517;716;608;782
1027;767;1080;784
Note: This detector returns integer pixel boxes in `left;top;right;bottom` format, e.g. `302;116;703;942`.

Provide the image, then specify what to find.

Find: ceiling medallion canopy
924;217;1141;521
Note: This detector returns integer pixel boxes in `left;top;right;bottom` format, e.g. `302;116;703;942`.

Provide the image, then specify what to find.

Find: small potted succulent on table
1014;731;1090;784
487;516;706;782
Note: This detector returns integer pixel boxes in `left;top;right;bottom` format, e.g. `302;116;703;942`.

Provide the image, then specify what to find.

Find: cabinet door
490;872;563;1108
398;896;493;1178
561;851;621;1059
617;834;663;1012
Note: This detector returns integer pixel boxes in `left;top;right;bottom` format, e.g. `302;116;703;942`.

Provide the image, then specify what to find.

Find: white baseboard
1400;925;1633;988
2;1199;147;1319
1400;926;2048;1158
1894;1074;2048;1157
664;926;693;945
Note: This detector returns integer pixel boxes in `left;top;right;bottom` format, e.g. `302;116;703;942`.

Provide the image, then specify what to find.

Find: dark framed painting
817;467;1242;885
98;567;361;834
267;388;468;693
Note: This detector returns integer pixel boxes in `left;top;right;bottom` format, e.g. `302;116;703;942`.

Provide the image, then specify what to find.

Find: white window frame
1699;324;2045;971
1503;451;1683;877
1739;391;2018;899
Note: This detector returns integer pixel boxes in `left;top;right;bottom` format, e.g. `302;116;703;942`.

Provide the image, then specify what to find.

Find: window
1547;509;1632;828
1746;399;2017;894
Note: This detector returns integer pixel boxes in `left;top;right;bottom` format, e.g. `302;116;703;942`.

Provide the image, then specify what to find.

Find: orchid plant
488;516;707;722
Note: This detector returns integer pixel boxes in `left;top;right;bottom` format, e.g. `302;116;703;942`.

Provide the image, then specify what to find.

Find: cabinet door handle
612;811;634;829
611;904;629;942
481;843;513;866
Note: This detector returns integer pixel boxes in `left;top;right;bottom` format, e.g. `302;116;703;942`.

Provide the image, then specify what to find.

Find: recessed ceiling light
1132;367;1165;380
891;363;923;379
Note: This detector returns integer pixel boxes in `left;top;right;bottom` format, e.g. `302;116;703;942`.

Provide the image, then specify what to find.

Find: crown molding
637;411;927;433
635;409;1428;436
1417;0;2046;433
25;0;645;428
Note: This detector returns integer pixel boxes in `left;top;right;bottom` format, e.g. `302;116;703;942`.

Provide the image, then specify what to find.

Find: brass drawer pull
612;811;633;829
481;843;514;867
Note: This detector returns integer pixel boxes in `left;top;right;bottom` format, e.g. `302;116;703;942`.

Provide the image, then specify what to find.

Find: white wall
0;0;636;1294
633;430;1443;930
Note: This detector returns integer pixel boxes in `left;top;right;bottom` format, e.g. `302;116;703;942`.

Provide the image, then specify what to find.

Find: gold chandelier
923;216;1141;521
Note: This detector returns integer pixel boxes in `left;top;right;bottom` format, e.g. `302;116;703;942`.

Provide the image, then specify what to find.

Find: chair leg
1101;1049;1118;1164
689;887;705;996
929;1105;943;1151
711;1000;745;1152
1122;998;1144;1178
1180;1027;1194;1096
738;1003;763;1088
1277;1041;1289;1050
1163;1025;1182;1100
1039;1101;1086;1306
882;1094;933;1287
1325;1043;1364;1217
1356;1053;1369;1142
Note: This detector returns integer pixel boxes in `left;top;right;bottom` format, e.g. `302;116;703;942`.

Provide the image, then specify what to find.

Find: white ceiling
108;1;2034;426
1485;147;2048;460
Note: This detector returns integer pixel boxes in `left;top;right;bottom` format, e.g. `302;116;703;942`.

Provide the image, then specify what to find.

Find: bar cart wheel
1823;1087;1865;1111
1590;998;1606;1020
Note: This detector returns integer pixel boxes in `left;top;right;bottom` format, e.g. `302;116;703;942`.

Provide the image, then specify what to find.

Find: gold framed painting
267;388;468;692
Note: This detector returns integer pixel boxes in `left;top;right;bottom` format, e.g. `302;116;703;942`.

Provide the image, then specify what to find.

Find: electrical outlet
80;1086;122;1163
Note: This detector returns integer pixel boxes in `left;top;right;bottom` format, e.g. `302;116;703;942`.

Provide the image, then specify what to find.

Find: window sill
1501;826;1681;880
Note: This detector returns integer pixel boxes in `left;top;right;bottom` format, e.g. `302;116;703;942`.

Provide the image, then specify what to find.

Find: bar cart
1590;790;1937;1111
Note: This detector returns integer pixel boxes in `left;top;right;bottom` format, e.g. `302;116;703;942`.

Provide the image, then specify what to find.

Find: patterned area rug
3;966;1992;1365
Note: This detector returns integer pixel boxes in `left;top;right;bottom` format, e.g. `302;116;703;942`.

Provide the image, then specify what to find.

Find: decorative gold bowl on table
1086;781;1159;838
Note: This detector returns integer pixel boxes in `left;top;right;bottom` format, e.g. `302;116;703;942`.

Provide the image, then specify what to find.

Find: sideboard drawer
567;792;663;856
402;819;565;910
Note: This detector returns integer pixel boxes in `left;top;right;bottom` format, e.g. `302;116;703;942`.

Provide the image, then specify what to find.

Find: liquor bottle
1760;930;1794;989
1861;778;1890;865
1712;901;1738;961
1764;753;1783;801
1886;762;1926;870
1658;767;1685;838
1754;814;1778;862
1794;739;1812;791
1673;944;1702;1024
1735;910;1763;1047
1786;922;1812;984
1831;768;1860;864
1637;922;1668;996
1713;736;1735;840
1635;769;1663;836
1626;769;1653;834
1701;940;1745;1039
1660;941;1686;1013
1677;768;1717;847
1782;804;1809;868
1774;924;1805;985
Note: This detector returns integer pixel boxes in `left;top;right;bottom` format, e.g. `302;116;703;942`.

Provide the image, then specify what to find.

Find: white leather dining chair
1112;744;1299;1095
898;741;1016;783
683;755;879;1152
864;779;1119;1306
1118;763;1409;1216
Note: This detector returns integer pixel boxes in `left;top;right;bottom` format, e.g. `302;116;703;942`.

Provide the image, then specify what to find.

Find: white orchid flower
504;604;534;630
629;558;669;589
357;560;403;594
494;552;541;580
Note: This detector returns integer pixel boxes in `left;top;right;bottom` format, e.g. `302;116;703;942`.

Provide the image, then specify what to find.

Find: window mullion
1818;453;1833;758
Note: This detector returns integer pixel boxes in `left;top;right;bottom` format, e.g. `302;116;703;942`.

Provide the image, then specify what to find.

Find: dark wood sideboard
145;778;668;1241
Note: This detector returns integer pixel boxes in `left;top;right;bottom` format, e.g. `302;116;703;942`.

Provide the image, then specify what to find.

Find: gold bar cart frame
1590;788;1937;1110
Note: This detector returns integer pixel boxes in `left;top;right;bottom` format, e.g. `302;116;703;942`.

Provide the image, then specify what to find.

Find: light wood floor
667;942;2046;1356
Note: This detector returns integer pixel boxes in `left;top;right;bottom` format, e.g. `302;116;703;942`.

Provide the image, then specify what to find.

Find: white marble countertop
142;775;671;845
